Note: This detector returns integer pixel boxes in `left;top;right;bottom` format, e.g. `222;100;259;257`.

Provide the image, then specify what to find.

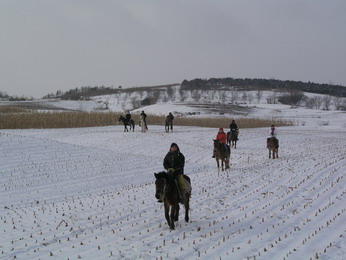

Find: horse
213;140;231;170
119;115;135;132
154;171;191;230
139;115;146;133
165;117;173;132
227;130;238;149
267;137;279;159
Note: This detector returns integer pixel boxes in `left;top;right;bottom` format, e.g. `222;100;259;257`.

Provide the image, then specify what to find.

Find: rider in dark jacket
229;120;238;133
229;120;239;140
125;111;131;123
163;143;186;202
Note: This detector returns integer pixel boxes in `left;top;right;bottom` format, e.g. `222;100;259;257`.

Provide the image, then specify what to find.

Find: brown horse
213;140;231;170
165;116;173;132
267;137;279;159
154;172;191;230
227;130;238;149
119;116;135;132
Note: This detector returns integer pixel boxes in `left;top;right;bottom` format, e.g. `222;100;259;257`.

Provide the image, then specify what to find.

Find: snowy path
1;125;345;260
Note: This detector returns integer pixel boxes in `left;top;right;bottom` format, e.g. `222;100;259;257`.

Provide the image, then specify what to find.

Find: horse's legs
184;197;190;222
169;204;176;230
273;148;278;159
268;149;271;159
276;148;279;159
225;158;230;169
164;204;171;227
174;204;180;221
215;158;220;169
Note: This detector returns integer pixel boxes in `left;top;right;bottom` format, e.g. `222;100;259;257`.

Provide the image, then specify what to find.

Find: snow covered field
1;120;345;259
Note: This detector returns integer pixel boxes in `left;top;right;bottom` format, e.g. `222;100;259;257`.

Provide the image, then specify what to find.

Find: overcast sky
1;1;346;98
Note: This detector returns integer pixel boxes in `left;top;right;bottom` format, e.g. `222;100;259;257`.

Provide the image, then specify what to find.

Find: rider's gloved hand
167;168;174;175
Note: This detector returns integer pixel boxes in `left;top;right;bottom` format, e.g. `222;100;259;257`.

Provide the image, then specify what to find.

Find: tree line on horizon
181;77;346;97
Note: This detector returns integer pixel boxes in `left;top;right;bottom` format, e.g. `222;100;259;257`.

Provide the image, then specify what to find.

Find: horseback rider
163;143;186;203
165;112;174;132
125;111;131;123
230;120;239;140
269;125;279;146
212;128;227;158
167;112;174;121
269;125;277;137
140;110;148;130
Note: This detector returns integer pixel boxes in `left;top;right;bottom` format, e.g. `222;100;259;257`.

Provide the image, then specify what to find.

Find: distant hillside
181;78;346;97
42;78;346;101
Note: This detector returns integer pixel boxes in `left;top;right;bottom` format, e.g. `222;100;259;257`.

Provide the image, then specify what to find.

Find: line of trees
181;78;346;97
0;91;33;101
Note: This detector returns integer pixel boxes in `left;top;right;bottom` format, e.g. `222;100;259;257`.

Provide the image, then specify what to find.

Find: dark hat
170;142;178;148
219;128;224;131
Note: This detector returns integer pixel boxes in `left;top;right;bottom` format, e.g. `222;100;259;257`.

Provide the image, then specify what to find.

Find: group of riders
158;120;279;204
123;110;174;132
122;111;278;204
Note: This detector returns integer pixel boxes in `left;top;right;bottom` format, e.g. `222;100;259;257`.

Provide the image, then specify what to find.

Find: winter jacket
163;149;185;175
216;132;227;144
269;128;277;137
125;113;131;122
230;123;238;131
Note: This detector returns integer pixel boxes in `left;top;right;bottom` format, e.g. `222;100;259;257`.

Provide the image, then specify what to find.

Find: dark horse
119;116;135;132
154;171;191;230
165;117;173;132
213;140;230;170
267;137;279;159
227;130;238;149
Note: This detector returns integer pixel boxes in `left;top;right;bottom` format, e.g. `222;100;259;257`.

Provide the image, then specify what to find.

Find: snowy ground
1;120;345;259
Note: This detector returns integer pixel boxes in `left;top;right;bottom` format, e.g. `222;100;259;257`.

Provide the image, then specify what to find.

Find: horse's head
154;172;166;200
119;116;124;121
213;139;221;148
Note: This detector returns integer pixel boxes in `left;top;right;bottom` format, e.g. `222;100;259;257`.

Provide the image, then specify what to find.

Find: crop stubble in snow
0;126;345;259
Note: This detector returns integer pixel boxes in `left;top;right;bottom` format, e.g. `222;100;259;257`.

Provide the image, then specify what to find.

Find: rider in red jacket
215;128;227;143
212;128;227;158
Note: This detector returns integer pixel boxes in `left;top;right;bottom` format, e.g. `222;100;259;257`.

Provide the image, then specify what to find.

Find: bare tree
191;90;201;102
179;88;187;102
219;90;227;103
314;96;323;109
166;86;175;101
229;88;239;104
247;92;254;104
305;97;315;109
241;91;248;102
322;95;332;110
266;92;277;104
256;90;263;103
332;96;343;110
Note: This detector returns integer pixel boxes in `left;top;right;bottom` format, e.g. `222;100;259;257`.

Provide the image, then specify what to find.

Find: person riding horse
212;128;228;158
165;112;174;132
268;124;279;147
125;111;131;123
229;120;239;140
140;110;148;130
163;143;186;203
